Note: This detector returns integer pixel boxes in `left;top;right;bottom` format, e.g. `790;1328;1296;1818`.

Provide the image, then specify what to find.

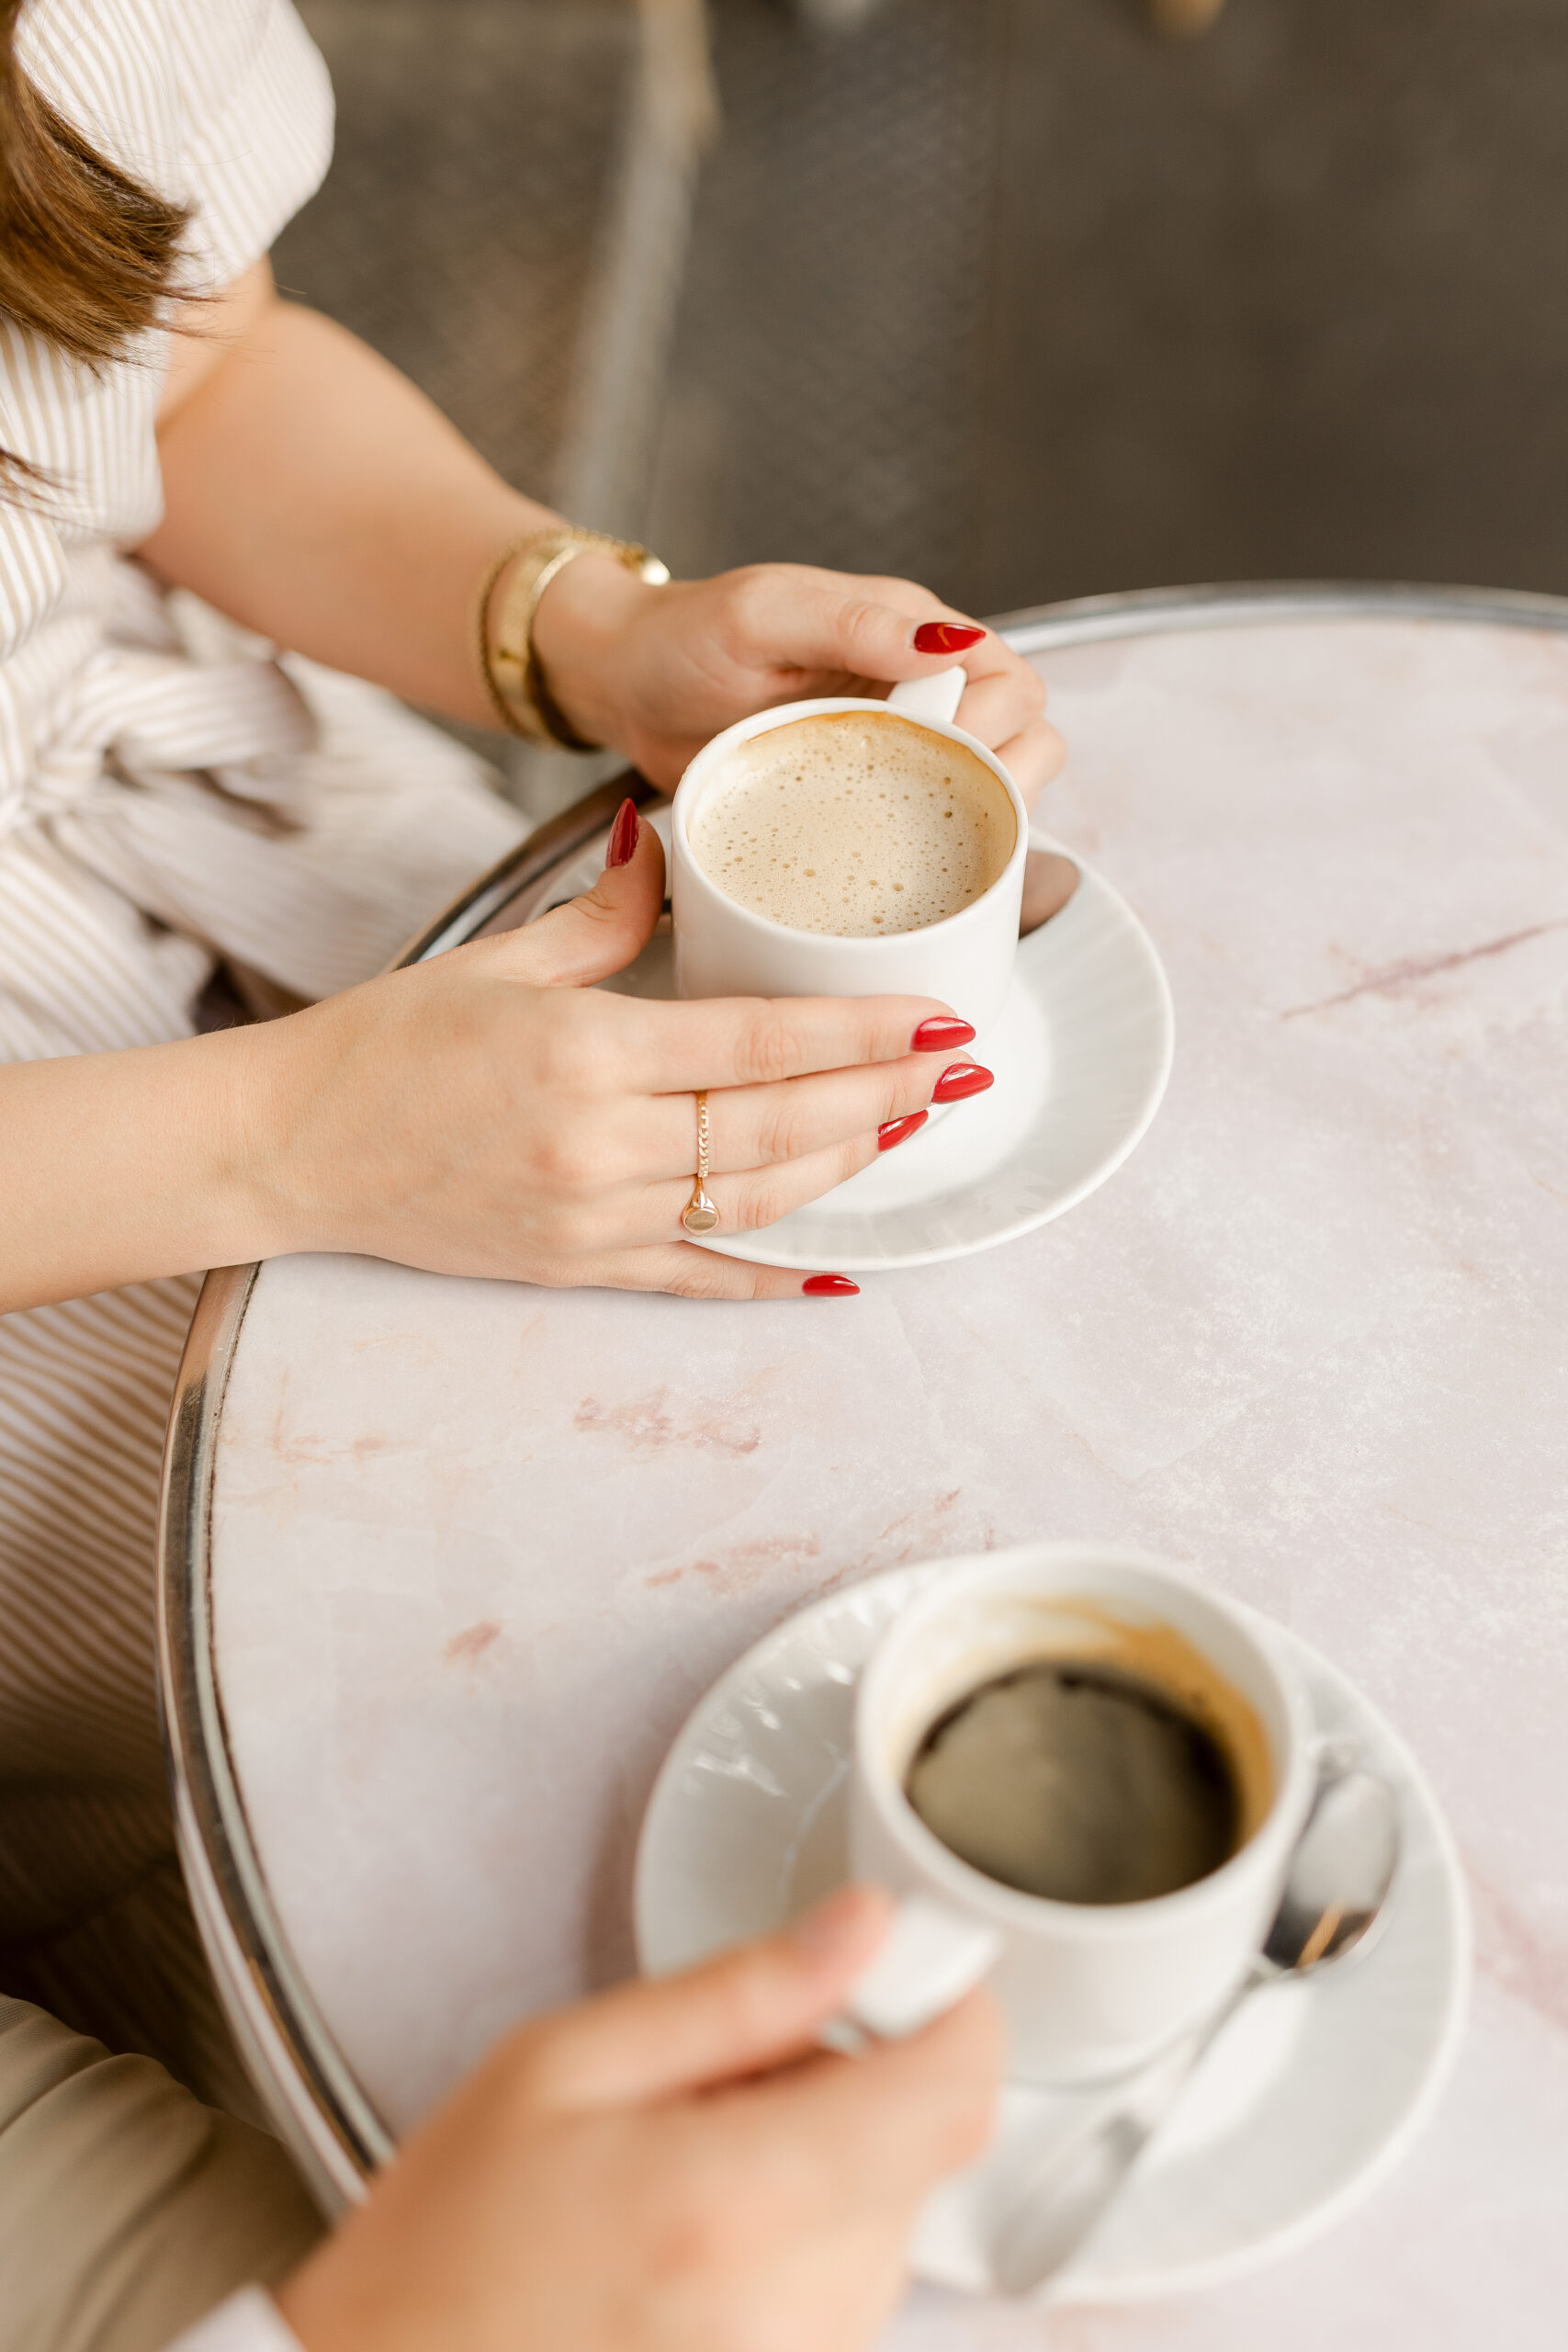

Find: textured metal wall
648;0;1004;601
278;0;1568;666
276;0;638;500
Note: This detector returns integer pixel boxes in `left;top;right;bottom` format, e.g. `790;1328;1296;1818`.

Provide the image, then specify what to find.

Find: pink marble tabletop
209;614;1568;2351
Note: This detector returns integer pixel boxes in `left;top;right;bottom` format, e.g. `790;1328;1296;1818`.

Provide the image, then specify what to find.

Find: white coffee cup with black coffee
850;1542;1317;2086
670;667;1028;1040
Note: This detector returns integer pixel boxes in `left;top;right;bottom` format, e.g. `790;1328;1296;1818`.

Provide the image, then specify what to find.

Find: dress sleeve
16;1;334;295
170;0;336;288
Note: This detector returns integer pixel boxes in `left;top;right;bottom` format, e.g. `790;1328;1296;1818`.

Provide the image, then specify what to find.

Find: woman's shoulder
17;0;333;289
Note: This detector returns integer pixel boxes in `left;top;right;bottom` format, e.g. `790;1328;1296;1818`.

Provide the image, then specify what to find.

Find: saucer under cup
634;1563;1470;2304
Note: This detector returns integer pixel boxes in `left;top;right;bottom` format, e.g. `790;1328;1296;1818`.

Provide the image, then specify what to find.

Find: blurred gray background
277;0;1568;671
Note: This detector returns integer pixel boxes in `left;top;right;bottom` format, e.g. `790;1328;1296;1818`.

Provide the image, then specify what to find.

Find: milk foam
688;712;1016;937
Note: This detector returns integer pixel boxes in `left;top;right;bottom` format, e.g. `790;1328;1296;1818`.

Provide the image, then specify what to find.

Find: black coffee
905;1660;1242;1905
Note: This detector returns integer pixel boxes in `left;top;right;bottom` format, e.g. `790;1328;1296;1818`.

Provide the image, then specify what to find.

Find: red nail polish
910;1016;976;1053
931;1062;994;1104
605;797;639;869
802;1273;860;1296
878;1111;928;1152
913;621;986;655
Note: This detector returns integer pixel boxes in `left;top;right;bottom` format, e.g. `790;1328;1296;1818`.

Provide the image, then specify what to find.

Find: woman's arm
0;1025;276;1312
142;262;553;726
140;267;1062;789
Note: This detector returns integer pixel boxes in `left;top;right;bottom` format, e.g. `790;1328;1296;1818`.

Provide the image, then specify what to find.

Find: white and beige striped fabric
0;0;525;2105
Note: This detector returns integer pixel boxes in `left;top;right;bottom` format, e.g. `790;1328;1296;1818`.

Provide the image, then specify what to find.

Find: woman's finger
637;1127;883;1244
616;1050;985;1182
997;718;1067;808
546;1241;865;1302
541;1128;884;1260
513;1888;895;2113
489;800;665;990
601;990;970;1095
726;565;991;696
950;665;1047;755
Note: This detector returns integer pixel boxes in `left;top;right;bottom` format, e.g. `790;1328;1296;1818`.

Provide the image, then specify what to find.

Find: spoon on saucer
988;1766;1402;2298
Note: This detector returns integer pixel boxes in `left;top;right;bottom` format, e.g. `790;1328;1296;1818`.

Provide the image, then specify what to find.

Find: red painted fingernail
910;1016;975;1052
605;797;639;869
931;1062;994;1104
802;1273;860;1296
878;1111;928;1152
913;621;986;654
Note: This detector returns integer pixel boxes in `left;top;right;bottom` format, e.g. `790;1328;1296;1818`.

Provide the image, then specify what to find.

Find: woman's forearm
0;1029;288;1312
140;293;558;726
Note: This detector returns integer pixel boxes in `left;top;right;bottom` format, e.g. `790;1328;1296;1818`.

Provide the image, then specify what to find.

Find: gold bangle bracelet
477;527;671;750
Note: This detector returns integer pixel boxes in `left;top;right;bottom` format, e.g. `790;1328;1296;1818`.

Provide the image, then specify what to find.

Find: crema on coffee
687;711;1016;938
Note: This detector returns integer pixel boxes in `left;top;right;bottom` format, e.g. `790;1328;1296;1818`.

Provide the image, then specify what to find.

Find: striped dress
0;0;525;2100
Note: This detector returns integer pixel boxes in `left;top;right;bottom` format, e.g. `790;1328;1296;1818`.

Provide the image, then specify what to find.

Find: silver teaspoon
989;1767;1402;2299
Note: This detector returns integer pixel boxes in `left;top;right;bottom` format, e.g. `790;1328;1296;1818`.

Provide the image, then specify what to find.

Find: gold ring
681;1091;719;1234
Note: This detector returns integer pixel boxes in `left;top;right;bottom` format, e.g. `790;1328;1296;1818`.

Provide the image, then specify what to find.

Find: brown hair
1;0;190;492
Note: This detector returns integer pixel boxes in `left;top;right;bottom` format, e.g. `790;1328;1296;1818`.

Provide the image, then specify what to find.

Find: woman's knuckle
724;565;775;642
666;1255;738;1300
840;1134;878;1185
737;1174;790;1231
494;2020;569;2114
755;1093;807;1166
530;1123;590;1191
526;1024;577;1097
882;1069;917;1122
738;1020;798;1089
840;595;886;653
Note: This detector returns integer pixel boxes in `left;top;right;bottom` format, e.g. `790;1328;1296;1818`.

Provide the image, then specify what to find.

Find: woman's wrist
135;1020;312;1273
0;1023;302;1312
526;547;660;752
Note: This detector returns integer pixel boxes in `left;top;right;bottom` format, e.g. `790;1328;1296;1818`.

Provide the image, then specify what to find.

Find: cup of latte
670;669;1029;1039
850;1542;1316;2085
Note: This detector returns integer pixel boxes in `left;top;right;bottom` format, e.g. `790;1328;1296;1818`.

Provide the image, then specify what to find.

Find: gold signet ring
682;1090;719;1234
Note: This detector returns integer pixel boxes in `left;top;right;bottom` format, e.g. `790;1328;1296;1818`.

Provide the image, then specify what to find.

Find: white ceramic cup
670;667;1029;1042
849;1542;1317;2086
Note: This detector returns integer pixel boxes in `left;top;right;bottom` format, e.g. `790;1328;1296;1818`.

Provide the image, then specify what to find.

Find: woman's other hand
276;1886;999;2352
243;805;983;1300
532;557;1066;806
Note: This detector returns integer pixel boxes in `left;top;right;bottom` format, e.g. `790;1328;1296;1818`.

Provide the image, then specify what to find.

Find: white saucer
633;1565;1471;2307
537;810;1174;1272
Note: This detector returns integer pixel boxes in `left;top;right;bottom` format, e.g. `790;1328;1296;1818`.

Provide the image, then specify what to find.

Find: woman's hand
243;806;988;1300
276;1886;1000;2352
533;556;1066;805
0;805;992;1311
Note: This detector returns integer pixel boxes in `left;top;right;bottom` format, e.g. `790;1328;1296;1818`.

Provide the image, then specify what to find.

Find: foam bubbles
689;713;1016;936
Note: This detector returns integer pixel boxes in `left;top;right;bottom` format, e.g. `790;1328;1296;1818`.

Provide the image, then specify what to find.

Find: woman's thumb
515;1886;895;2114
502;797;665;989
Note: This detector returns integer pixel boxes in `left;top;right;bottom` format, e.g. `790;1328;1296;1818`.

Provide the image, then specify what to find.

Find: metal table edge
154;578;1568;2193
988;578;1568;654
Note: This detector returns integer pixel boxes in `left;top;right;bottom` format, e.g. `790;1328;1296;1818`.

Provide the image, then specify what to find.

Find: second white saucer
633;1563;1471;2306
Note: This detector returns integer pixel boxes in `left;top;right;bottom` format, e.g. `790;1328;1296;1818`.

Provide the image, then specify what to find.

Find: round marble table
159;587;1568;2350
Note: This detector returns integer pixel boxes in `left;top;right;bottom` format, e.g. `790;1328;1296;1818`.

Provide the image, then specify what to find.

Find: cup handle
818;1895;1001;2052
888;664;967;729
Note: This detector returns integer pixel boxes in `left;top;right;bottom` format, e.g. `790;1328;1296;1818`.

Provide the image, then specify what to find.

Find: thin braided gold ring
681;1091;719;1234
